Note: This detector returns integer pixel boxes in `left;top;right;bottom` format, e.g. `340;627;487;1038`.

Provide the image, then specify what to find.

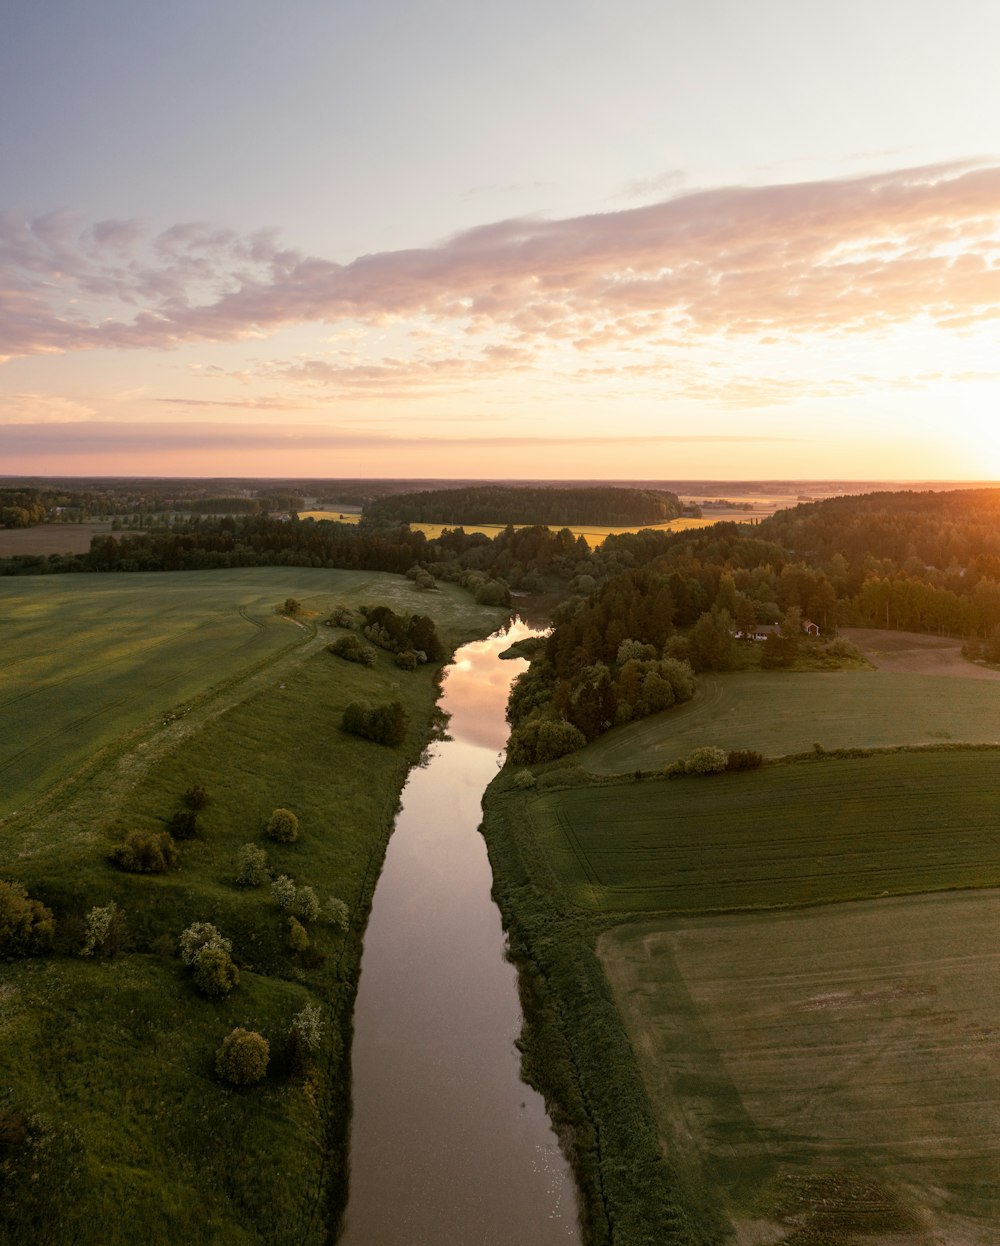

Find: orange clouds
2;161;999;366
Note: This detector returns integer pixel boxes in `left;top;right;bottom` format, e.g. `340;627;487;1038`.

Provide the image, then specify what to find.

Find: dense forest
362;484;685;526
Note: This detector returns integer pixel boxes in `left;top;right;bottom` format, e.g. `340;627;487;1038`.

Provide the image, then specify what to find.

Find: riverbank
480;765;729;1246
0;571;503;1244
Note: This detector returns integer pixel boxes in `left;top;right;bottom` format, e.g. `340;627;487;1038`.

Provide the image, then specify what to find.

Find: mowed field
600;892;1000;1244
299;509;713;545
0;567;489;820
528;751;1000;912
579;666;1000;774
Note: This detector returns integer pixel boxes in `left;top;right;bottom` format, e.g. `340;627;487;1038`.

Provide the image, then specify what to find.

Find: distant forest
363;484;685;526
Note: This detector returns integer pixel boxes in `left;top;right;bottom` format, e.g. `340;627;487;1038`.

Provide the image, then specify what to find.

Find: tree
0;881;54;956
266;808;299;843
215;1028;269;1085
111;829;178;873
193;945;240;997
235;843;269;887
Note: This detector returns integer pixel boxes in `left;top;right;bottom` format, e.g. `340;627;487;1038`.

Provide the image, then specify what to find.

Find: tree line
363;484;685;526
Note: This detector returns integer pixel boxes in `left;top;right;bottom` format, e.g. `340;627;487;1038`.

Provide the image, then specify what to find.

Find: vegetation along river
340;620;580;1245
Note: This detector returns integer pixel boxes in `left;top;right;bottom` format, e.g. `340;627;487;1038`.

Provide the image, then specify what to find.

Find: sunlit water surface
340;621;580;1245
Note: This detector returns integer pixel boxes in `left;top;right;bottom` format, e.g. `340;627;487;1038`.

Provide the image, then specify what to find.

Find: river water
340;620;580;1245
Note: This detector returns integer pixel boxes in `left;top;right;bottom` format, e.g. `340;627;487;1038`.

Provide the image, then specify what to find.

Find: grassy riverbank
0;569;503;1244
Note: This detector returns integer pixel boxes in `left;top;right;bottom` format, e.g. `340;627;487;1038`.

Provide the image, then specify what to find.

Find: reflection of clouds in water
441;623;541;753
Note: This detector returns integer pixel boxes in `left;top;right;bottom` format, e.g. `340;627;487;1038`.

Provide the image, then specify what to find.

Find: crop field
298;509;713;545
0;520;113;555
527;750;1000;912
0;567;494;822
599;891;1000;1244
578;667;1000;774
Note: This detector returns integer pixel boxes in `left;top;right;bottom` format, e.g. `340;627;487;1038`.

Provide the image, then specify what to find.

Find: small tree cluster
506;718;586;765
178;922;232;966
215;1028;269;1085
342;700;408;747
235;843;269;887
666;745;729;777
110;829;178;873
0;881;54;957
266;808;299;843
327;633;377;666
725;749;765;771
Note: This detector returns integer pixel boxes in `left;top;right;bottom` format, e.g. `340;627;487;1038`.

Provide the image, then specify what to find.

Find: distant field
299;510;713;545
529;750;1000;912
0;521;112;555
579;667;1000;774
600;892;1000;1243
0;567;488;820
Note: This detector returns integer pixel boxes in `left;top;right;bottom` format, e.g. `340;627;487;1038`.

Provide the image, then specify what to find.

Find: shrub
726;749;764;771
235;843;269;887
283;598;303;616
110;829;178;873
81;902;128;957
294;885;321;924
167;808;202;840
684;745;729;775
342;700;408;746
328;633;376;666
179;922;232;966
507;718;586;764
215;1028;269;1085
287;916;309;952
323;897;349;931
287;1002;324;1072
664;759;687;777
0;881;54;957
193;945;239;997
266;808;299;843
271;875;297;911
512;768;537;789
394;649;419;671
182;784;210;811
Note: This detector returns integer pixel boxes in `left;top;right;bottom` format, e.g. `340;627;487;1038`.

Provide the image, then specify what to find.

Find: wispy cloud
2;161;999;363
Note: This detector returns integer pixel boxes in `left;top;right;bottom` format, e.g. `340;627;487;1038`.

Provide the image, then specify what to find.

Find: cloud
2;161;999;362
0;421;795;457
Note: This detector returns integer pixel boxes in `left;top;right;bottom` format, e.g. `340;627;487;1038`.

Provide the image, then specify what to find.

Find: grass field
578;667;1000;774
600;892;1000;1244
298;509;713;545
528;751;1000;912
0;568;504;1244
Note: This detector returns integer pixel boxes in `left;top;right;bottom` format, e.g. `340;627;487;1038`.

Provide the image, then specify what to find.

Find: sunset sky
2;0;1000;481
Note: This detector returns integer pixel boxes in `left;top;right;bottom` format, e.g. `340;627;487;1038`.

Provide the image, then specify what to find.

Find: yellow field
298;511;713;546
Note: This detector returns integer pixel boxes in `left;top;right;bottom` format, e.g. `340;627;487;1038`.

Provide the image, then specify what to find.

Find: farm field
0;567;489;821
299;509;713;545
599;890;1000;1244
0;520;113;555
0;567;504;1244
527;751;1000;912
578;666;1000;775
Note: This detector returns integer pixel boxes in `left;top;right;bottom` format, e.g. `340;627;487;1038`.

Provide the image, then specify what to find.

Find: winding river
340;620;580;1245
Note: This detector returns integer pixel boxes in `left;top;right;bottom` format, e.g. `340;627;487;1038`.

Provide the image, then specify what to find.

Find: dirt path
842;628;1000;680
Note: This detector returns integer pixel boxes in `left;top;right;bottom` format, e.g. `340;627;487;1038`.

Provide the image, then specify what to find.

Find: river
340;619;581;1245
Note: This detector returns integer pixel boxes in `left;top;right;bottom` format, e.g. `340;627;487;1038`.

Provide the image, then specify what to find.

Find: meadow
0;568;504;1244
578;667;1000;774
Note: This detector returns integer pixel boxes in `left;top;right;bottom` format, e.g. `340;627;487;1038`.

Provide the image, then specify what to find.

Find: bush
507;718;586;764
0;881;54;957
215;1028;269;1085
394;649;419;671
323;897;349;931
512;768;537;789
81;902;128;957
193;945;240;997
182;784;210;811
167;808;202;840
328;633;376;666
235;843;269;887
684;745;729;775
271;875;297;911
287;917;309;952
266;808;299;843
294;885;321;924
726;749;765;771
178;922;232;966
110;829;178;873
287;1002;324;1073
341;700;408;747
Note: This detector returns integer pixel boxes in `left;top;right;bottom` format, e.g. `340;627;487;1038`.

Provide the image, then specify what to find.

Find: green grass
0;568;504;1245
529;751;1000;912
578;667;1000;775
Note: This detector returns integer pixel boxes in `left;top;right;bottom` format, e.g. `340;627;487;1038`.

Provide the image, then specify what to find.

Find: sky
2;0;1000;482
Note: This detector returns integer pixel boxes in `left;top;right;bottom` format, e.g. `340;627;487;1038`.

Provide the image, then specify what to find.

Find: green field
0;568;503;1245
0;568;490;820
578;667;1000;774
600;893;1000;1243
529;751;1000;912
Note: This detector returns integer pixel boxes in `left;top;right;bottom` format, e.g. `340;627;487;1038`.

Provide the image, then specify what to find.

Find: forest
361;484;686;526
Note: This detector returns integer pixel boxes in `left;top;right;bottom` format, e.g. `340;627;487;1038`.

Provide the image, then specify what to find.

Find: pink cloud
2;161;999;361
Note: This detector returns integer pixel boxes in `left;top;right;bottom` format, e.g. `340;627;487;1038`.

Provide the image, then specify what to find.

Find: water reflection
340;620;579;1245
